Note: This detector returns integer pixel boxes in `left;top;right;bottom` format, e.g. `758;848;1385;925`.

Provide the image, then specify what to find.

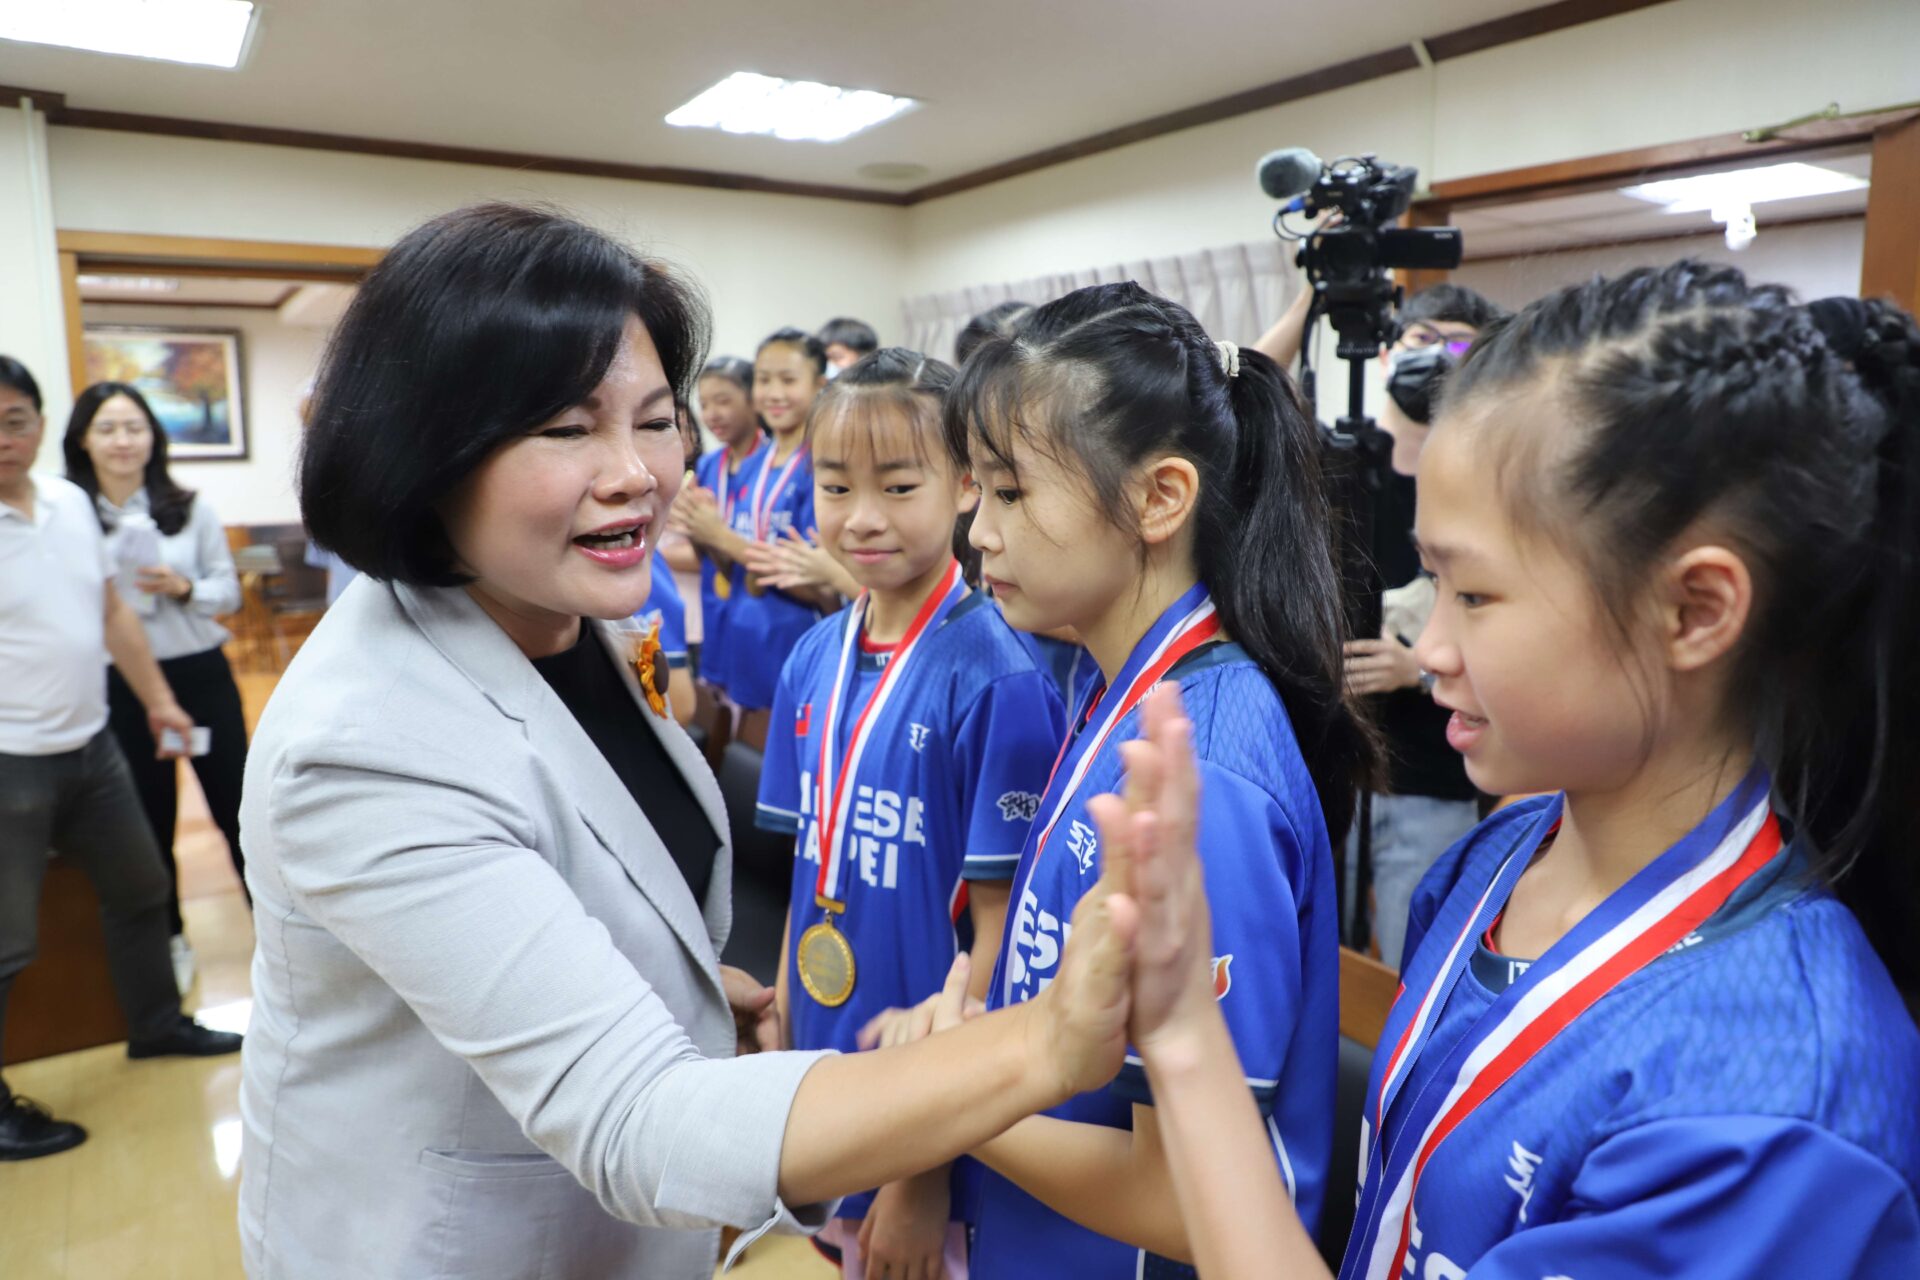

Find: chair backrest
1316;947;1399;1265
1317;1033;1375;1268
716;742;793;897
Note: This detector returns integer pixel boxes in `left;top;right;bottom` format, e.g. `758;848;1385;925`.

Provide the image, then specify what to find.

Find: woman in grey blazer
239;203;1134;1280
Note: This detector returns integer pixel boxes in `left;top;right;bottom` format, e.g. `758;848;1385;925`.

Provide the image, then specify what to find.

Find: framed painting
80;326;249;461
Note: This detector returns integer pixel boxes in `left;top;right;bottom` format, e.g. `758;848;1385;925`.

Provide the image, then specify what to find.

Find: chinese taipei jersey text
723;441;820;710
692;440;764;693
1341;768;1920;1280
756;583;1066;1220
974;583;1340;1279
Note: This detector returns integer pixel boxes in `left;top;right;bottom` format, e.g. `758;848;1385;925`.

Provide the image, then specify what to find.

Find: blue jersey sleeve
1112;765;1307;1112
951;670;1066;882
1466;1117;1920;1279
646;557;688;667
755;658;805;834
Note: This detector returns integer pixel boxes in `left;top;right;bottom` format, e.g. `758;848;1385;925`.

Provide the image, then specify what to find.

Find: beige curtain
901;238;1301;363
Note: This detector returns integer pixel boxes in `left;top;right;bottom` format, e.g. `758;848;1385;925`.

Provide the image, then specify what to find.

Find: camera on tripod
1259;150;1464;360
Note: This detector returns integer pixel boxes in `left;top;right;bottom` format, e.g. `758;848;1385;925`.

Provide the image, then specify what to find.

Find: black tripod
1298;273;1400;955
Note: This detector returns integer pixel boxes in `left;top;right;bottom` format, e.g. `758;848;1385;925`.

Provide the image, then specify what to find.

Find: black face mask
1386;344;1457;426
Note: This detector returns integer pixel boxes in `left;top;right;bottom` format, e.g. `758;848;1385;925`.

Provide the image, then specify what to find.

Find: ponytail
945;281;1376;844
1802;297;1920;996
1209;346;1376;844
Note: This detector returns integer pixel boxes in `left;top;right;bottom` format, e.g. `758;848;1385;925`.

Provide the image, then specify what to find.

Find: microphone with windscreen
1255;147;1324;204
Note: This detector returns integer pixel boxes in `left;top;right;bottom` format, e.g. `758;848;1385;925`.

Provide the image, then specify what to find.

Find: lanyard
749;442;809;542
1001;584;1221;1003
812;559;966;908
1353;771;1780;1280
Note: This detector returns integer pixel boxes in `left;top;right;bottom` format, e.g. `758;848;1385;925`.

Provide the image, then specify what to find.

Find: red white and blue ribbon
812;559;966;907
1353;770;1781;1280
1001;582;1221;1004
749;442;810;542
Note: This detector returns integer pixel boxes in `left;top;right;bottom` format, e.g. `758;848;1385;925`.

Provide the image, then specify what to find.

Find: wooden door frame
1399;107;1920;312
57;229;380;395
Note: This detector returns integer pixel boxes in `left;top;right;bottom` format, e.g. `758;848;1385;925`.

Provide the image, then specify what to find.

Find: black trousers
105;646;251;934
0;731;183;1091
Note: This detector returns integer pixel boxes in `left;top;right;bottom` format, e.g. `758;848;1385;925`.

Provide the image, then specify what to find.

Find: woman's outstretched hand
1083;683;1220;1057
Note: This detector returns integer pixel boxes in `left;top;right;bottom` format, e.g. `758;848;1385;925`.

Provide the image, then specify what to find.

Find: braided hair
1443;260;1920;989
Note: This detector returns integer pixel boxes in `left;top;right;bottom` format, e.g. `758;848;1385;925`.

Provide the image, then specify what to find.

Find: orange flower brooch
628;618;670;718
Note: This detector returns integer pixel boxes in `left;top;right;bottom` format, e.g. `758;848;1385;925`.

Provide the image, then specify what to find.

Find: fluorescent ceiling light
666;72;916;143
78;274;181;292
0;0;255;69
1620;162;1867;213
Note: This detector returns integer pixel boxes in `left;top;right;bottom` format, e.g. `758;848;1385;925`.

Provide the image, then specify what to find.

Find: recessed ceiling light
1620;162;1867;213
0;0;255;69
78;275;181;292
666;72;917;144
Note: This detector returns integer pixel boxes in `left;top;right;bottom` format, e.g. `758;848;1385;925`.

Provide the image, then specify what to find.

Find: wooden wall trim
79;260;366;284
1426;108;1920;211
5;0;1680;212
58;251;86;397
56;230;383;270
50;106;911;208
908;0;1680;203
1861;116;1920;313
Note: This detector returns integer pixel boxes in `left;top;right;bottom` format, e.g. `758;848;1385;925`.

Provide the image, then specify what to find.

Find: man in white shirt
0;357;242;1163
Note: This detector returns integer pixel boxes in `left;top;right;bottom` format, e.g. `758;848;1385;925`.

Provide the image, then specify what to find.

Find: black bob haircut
1401;282;1506;333
817;316;879;355
0;355;43;412
300;202;708;585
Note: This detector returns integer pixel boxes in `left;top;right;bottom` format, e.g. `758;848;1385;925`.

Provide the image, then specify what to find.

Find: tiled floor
0;672;833;1279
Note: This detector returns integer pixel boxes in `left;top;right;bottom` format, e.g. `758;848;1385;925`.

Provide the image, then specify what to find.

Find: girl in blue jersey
670;355;764;701
756;348;1068;1278
1090;263;1920;1280
939;282;1373;1277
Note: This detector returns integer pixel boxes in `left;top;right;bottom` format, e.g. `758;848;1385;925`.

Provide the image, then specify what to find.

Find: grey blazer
237;578;832;1279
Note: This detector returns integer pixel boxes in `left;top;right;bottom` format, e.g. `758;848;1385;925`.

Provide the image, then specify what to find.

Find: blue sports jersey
1340;783;1920;1280
1017;630;1100;712
692;441;764;692
974;589;1340;1279
634;552;687;668
721;443;821;710
757;590;1066;1220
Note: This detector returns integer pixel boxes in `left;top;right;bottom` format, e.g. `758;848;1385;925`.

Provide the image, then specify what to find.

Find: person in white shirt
64;381;251;993
0;356;242;1164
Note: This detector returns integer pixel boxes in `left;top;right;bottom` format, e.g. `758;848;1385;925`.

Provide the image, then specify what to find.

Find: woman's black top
532;626;716;903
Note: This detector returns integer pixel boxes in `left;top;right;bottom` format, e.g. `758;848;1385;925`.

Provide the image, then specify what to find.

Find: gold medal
713;571;732;600
745;574;767;597
796;910;856;1007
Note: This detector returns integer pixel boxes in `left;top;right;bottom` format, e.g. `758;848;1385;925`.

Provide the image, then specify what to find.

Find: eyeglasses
1400;322;1476;356
0;412;41;440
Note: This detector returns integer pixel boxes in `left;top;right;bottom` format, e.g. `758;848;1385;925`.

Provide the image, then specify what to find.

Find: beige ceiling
0;0;1555;192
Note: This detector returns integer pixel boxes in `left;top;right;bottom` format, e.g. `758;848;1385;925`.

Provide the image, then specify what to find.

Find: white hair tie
1216;339;1241;379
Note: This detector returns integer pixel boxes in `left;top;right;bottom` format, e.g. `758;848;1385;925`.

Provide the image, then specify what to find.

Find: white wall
79;301;326;526
903;0;1920;296
47;129;912;366
1453;218;1867;313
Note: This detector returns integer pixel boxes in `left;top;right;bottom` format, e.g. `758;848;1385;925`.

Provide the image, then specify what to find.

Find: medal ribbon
720;439;764;528
813;559;966;909
749;441;810;542
999;585;1220;1002
1355;773;1781;1280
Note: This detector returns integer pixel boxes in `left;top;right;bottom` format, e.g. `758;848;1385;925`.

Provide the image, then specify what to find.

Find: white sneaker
169;935;196;995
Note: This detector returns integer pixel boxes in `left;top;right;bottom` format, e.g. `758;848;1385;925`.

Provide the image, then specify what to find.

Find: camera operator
1336;283;1506;969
